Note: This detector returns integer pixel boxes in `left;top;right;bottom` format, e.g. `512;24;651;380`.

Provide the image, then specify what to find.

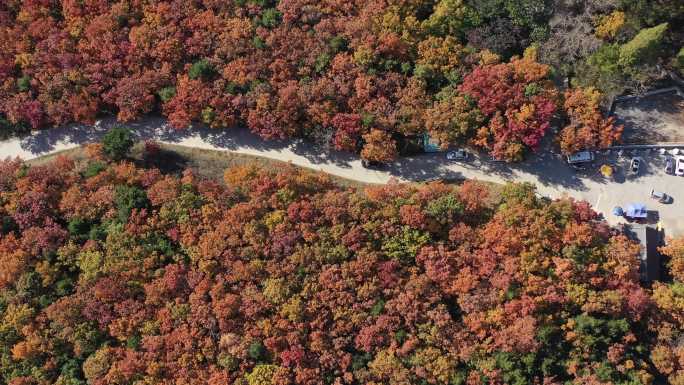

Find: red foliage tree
459;54;558;161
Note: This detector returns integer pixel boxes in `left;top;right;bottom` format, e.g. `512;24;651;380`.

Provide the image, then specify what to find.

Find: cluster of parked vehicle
630;155;684;175
360;148;472;169
362;147;684;177
628;156;681;175
665;156;684;175
566;149;684;176
607;151;680;223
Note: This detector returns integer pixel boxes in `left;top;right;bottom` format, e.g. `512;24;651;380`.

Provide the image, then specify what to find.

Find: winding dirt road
2;116;683;237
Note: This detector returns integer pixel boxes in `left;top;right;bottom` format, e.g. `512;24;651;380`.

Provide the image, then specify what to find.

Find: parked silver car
446;149;469;161
650;189;671;204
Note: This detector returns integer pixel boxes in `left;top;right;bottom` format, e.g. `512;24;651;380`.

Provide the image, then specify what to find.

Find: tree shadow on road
523;150;591;191
195;127;358;169
449;149;591;192
16;114;362;169
19;115;662;196
18;115;194;154
385;153;466;182
15;115;588;192
19;119;108;154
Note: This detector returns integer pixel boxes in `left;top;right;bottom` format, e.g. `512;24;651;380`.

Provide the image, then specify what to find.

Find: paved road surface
1;116;683;238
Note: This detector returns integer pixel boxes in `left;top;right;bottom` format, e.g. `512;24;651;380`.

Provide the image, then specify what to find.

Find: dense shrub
188;59;215;81
113;185;149;222
16;76;30;92
259;8;281;29
83;161;107;178
101;127;134;161
157;87;176;103
677;47;684;72
248;341;267;361
619;23;669;67
67;217;90;239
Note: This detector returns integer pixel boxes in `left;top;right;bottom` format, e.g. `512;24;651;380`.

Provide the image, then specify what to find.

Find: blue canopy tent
612;206;624;216
624;203;648;219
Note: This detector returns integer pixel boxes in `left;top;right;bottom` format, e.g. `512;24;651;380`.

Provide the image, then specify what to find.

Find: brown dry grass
26;143;505;203
26;143;370;189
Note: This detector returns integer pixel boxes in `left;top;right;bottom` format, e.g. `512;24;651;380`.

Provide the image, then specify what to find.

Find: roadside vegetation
1;1;681;161
1;138;684;385
26;136;371;190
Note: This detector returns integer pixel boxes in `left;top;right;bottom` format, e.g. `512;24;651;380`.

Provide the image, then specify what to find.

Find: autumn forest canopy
2;1;684;385
1;144;684;385
1;0;683;160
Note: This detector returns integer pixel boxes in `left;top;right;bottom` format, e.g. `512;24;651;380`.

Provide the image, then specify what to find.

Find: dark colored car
361;159;386;169
665;157;674;174
630;157;640;174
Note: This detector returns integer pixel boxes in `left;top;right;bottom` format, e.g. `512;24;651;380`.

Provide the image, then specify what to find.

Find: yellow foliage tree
368;349;411;385
424;94;484;149
262;277;291;305
245;364;280;385
595;11;626;40
416;36;465;75
411;347;457;384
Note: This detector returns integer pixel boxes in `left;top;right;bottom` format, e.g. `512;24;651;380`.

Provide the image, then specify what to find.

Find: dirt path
2;116;684;237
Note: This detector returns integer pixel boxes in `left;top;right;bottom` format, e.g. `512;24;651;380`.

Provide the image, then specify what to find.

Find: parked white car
676;156;684;176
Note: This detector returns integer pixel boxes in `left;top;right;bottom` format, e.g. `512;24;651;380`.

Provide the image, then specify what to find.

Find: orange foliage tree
558;87;623;155
360;129;398;163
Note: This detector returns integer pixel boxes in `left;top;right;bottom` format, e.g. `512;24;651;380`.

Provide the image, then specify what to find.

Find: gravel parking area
613;91;684;144
581;149;684;238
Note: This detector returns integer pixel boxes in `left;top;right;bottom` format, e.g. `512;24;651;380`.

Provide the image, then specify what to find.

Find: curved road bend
1;116;683;237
